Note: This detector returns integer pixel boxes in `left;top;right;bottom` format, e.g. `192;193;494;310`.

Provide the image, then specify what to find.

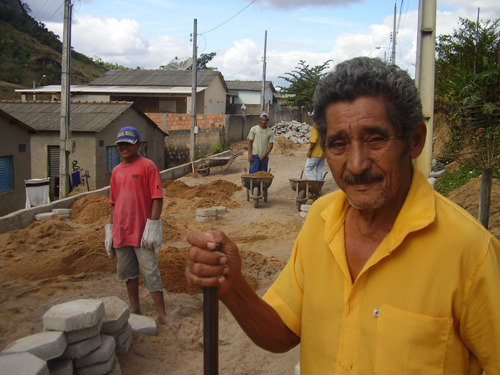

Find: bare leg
126;277;142;314
151;290;178;330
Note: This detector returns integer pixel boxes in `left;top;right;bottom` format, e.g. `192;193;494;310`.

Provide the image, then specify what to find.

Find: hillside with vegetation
0;0;123;100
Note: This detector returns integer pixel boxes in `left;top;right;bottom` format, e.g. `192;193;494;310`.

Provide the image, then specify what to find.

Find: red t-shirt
109;156;163;248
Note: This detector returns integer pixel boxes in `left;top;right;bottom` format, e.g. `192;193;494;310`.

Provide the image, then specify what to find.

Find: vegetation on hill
0;2;123;100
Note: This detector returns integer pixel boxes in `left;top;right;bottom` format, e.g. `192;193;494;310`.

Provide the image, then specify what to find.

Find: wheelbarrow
289;171;328;211
195;152;244;177
241;171;274;208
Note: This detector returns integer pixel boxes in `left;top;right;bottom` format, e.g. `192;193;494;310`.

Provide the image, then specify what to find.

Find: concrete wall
0;117;32;216
0;152;230;234
203;77;227;114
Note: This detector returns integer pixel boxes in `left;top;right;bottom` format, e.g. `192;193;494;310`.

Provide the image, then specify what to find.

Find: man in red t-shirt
105;126;176;329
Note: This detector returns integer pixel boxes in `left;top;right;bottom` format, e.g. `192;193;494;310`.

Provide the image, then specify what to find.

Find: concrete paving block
52;208;72;215
34;212;57;221
64;319;103;344
299;211;308;218
196;207;218;217
1;331;67;360
74;353;115;375
115;334;132;355
98;296;130;334
62;334;101;359
128;313;157;336
195;215;210;222
300;204;311;212
74;335;115;369
214;206;227;214
115;324;132;347
106;321;129;342
107;357;121;375
47;358;73;375
43;299;105;332
0;352;49;375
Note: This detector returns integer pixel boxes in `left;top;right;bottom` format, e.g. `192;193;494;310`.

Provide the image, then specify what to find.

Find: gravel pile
272;120;311;144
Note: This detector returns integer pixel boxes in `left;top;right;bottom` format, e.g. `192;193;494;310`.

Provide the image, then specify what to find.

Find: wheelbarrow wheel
196;161;210;177
252;187;260;208
296;190;307;211
263;188;268;202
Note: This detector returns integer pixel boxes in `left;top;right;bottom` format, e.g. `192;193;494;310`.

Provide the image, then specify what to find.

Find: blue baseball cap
116;126;141;144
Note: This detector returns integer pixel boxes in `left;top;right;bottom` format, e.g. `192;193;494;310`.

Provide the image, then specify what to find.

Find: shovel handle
203;286;219;375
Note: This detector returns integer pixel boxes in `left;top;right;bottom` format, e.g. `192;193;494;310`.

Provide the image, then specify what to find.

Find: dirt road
0;138;498;375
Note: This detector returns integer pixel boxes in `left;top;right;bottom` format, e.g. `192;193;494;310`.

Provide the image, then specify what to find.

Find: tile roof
90;69;225;88
0;101;141;133
225;80;275;92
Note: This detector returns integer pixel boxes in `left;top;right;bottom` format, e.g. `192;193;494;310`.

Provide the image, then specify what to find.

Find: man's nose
347;142;371;174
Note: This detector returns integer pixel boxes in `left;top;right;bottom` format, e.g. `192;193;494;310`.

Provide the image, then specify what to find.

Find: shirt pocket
374;304;452;375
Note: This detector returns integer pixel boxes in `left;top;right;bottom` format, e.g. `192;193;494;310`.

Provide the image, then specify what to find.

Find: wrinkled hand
141;219;163;253
185;230;242;298
104;224;115;259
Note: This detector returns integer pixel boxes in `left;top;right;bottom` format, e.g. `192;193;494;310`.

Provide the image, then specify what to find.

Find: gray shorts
115;246;164;292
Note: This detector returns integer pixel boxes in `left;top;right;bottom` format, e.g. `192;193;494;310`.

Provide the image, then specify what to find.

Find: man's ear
409;121;427;159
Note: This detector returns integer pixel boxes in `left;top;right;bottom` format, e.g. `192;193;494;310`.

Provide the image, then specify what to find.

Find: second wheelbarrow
289;171;328;211
241;172;274;208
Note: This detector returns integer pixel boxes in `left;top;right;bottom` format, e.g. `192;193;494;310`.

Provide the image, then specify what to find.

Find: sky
23;0;500;88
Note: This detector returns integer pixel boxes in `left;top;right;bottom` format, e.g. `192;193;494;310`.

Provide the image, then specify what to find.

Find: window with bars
0;156;13;192
106;146;119;172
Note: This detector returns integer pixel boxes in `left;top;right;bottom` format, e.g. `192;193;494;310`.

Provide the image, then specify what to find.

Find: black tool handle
203;286;218;375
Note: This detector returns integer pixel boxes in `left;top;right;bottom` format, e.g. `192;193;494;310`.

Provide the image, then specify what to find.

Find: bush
434;166;482;196
211;143;224;155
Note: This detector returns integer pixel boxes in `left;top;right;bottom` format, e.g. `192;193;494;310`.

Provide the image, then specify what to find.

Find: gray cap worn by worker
260;112;269;118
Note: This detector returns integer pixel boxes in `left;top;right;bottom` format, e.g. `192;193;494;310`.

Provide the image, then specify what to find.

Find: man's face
259;117;269;128
324;96;413;211
117;141;140;162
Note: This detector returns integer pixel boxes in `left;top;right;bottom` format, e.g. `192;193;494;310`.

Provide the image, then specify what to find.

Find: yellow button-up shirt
263;168;500;374
309;126;324;158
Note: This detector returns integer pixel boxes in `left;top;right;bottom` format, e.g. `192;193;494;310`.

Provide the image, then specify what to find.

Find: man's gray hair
313;57;423;148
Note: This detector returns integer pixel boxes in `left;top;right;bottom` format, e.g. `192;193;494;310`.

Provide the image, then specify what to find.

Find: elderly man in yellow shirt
185;57;500;375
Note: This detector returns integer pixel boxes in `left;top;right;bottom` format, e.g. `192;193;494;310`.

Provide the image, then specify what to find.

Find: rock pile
272;121;311;144
0;297;148;375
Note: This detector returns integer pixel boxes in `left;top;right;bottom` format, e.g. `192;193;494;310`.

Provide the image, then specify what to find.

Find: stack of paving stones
272;120;311;144
195;206;227;222
98;296;132;355
0;296;157;375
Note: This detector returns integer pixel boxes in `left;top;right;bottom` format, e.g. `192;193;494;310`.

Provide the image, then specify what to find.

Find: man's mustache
344;173;384;185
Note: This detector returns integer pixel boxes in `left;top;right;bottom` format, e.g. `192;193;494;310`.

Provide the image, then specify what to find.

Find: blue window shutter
0;156;13;192
106;146;119;172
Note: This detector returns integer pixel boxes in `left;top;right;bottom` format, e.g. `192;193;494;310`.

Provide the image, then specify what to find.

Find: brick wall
145;113;227;132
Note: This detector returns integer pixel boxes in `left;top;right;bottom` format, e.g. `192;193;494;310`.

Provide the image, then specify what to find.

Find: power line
200;0;256;35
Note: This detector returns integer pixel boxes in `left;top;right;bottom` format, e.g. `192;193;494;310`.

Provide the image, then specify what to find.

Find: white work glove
104;224;115;259
141;219;163;253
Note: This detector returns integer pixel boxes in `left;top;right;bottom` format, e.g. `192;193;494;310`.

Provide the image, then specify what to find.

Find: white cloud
249;0;363;9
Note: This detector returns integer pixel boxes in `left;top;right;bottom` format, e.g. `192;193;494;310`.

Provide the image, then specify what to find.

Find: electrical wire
200;0;256;35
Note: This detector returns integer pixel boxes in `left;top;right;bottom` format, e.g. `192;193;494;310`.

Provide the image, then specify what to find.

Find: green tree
436;17;500;229
196;52;217;70
436;17;499;101
278;60;332;116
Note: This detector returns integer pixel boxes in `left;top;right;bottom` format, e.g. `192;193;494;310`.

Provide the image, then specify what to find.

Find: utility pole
190;19;198;162
391;3;397;64
260;30;267;113
59;0;72;199
414;0;436;177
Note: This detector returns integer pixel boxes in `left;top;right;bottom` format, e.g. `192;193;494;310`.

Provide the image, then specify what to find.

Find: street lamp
32;74;47;101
